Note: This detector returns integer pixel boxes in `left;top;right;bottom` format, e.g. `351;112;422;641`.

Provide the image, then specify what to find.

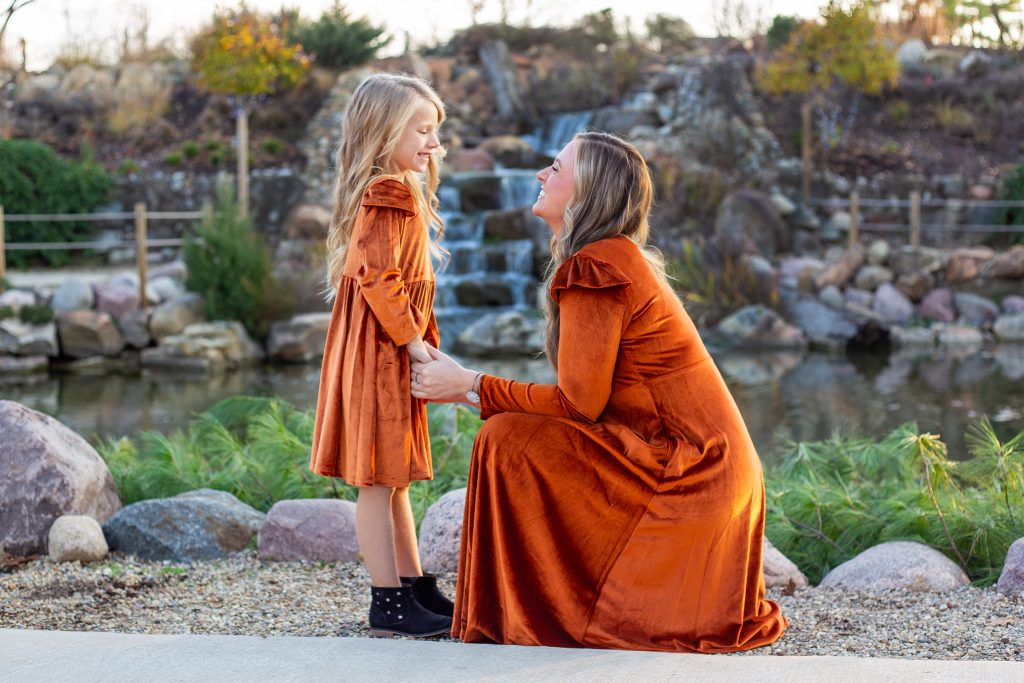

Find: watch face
466;390;481;405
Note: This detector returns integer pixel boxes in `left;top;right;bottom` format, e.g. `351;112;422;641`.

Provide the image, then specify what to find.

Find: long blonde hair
544;131;667;366
325;73;447;295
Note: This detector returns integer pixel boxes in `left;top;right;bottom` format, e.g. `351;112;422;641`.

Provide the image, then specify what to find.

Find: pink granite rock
418;488;467;574
257;499;359;562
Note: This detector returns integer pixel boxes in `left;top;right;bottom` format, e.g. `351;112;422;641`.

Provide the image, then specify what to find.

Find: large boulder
779;290;859;349
452;173;502;213
945;247;995;284
47;514;109;563
896;271;934;302
444;148;496;172
453;277;515;307
257;499;359;562
147;276;185;305
57;310;125;358
149;293;206;342
993;313;1024;342
853;265;894;292
920;287;955;322
50;278;95;312
455;311;544;356
896;38;928;68
478;135;545;168
714;190;790;259
985;245;1024;279
284;203;332;240
953;291;999;327
820;541;969;592
763;537;809;589
814;245;865;290
102;489;265;562
418;488;467;574
483;208;535;241
141;321;264;372
118;310;152;349
889;246;944;277
996;537;1024;596
873;283;915;324
713;305;806;348
0;320;58;356
92;282;139;318
0;401;121;557
267;313;331;363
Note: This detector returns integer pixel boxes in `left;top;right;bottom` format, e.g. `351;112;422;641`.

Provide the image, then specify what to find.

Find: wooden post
848;192;859;248
801;101;812;206
909;191;921;247
19;38;27;72
237;107;249;218
0;205;6;281
135;202;148;308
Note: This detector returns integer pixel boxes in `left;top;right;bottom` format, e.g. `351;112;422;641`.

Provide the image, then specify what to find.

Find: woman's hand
411;344;479;404
405;337;433;365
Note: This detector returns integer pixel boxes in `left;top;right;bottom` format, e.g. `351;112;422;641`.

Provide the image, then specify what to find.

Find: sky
3;0;827;71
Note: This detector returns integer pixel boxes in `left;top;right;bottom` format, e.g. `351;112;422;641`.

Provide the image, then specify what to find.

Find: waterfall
523;110;596;157
498;169;541;210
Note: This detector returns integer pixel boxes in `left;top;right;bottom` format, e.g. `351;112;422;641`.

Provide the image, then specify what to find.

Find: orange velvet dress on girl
453;236;787;653
310;177;439;487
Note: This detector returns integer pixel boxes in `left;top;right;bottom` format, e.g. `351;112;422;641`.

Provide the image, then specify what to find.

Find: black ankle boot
369;585;451;638
401;574;454;617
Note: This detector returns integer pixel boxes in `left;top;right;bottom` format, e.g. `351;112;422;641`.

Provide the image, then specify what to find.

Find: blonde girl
310;73;451;638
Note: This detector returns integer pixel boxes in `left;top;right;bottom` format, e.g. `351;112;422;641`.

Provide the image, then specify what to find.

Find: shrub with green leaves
19;304;53;325
996;164;1024;228
183;183;293;340
284;1;390;70
766;15;800;51
0;139;114;267
766;419;1024;586
98;396;482;525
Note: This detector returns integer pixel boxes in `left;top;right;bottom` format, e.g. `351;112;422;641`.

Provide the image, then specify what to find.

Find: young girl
310;73;452;638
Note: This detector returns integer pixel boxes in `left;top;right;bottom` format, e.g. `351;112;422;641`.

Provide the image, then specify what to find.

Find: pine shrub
285;2;390;70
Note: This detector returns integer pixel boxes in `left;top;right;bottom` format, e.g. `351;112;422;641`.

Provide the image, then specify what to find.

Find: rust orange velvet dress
309;176;439;487
453;235;786;652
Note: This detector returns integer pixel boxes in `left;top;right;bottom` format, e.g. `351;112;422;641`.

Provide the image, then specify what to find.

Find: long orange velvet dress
453;235;786;652
310;176;439;487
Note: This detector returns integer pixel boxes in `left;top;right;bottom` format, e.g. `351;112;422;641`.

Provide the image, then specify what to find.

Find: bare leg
391;486;423;578
356;486;400;586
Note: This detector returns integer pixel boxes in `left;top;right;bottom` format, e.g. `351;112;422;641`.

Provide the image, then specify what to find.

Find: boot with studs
369;585;451;638
400;574;454;617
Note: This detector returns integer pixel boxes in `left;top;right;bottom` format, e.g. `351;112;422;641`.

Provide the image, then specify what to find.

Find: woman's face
393;98;441;174
532;140;576;233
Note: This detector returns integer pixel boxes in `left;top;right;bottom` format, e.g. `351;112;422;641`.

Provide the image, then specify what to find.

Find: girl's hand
411;345;479;404
406;337;433;365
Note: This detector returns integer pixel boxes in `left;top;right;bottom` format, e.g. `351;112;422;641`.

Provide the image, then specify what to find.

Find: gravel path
2;551;1021;660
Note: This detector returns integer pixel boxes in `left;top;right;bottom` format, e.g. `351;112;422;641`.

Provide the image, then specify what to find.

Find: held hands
410;344;479;404
406;337;433;365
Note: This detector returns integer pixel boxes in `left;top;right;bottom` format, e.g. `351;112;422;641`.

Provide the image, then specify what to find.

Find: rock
1004;295;1024;314
953;291;999;326
714;305;806;348
147;261;188;282
0;354;48;374
61;64;115;105
843;287;874;308
142;321;264;372
118;310;151;349
819;285;844;309
102;489;264;562
51;279;95;312
444;148;496;172
853;265;894;291
149;293;206;341
57;310;125;358
778;256;825;289
937;325;984;346
257;499;359;562
769;193;796;216
896;38;928;68
945;247;995;284
479;40;524;121
763;537;809;589
866;239;891;266
814;245;865;290
891;326;936;346
0;319;58;356
873;283;914;324
779;290;859;349
15;73;61;101
478;135;544;168
284;203;333;240
920;288;955;323
994;313;1024;342
483;208;534;241
453;277;515;307
714;190;789;258
456;311;544;356
821;541;969;592
0;401;121;557
821;211;850;241
0;289;37;312
93;282;139;318
147;276;185;305
985;245;1024;279
453;173;502;213
997;538;1024;596
267;313;331;362
418;488;467;574
47;515;108;563
716;351;803;385
896;271;935;302
889;246;944;277
959;50;992;77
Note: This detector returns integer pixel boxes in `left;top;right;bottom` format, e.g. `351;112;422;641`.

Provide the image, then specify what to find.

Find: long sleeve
480;253;632;423
352;179;428;346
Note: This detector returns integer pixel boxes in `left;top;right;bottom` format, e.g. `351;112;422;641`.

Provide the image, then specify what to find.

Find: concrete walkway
2;629;1022;682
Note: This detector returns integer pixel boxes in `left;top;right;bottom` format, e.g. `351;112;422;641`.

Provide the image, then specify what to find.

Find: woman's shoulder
551;238;635;297
361;176;416;215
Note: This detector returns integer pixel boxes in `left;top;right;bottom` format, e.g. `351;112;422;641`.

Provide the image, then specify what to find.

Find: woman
411;132;786;652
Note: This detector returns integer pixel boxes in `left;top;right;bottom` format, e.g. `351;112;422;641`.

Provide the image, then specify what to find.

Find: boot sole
369;627;450;639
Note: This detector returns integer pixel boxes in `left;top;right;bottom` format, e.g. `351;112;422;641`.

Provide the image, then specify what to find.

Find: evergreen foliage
766;420;1024;586
0;139;114;267
182;183;293;340
283;1;390;69
996;164;1024;227
765;15;800;50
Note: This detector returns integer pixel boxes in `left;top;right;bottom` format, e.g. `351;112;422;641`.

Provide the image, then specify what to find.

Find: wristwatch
465;372;483;405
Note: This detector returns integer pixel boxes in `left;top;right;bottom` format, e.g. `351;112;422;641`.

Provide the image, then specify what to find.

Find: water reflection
1;346;1020;460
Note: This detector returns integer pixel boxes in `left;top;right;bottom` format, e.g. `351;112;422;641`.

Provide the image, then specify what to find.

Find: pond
3;345;1021;461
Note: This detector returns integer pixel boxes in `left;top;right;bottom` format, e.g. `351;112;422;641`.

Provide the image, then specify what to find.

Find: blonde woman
412;132;787;651
309;73;452;638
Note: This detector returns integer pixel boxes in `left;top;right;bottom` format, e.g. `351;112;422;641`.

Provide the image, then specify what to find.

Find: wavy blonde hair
543;131;668;367
325;73;447;296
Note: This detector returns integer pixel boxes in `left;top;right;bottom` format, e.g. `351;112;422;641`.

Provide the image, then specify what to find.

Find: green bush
766;15;800;51
116;159;141;175
163;151;183;166
766;420;1024;586
19;304;54;325
0;305;14;321
182;141;200;160
260;136;283;155
183;183;293;340
284;1;390;69
0;139;114;267
97;396;482;525
996;164;1024;227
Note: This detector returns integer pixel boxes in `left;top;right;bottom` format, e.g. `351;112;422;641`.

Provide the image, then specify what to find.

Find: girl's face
393;98;441;174
532;140;576;234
